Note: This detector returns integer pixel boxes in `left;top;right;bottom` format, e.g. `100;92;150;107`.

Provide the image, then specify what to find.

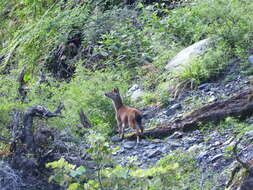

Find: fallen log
126;87;253;140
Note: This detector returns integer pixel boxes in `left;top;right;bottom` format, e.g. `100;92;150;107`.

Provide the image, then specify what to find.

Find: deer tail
135;113;144;134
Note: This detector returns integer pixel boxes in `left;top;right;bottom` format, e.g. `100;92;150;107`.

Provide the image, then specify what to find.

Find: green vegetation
47;139;217;190
1;0;253;189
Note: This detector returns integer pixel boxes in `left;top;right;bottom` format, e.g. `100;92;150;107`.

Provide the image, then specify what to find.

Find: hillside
1;0;253;190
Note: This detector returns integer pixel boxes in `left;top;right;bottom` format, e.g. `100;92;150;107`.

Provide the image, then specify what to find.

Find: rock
123;141;136;149
198;83;213;90
223;140;236;150
213;141;222;147
223;137;235;146
147;150;161;158
161;146;170;154
170;103;182;110
183;137;199;144
139;140;150;146
166;140;182;149
111;136;122;142
187;144;204;152
245;129;253;137
128;84;139;93
166;103;182;116
152;139;163;143
165;39;210;71
210;154;223;162
197;150;209;162
168;131;184;139
127;84;144;101
147;144;157;149
248;55;253;64
132;151;139;156
208;96;217;102
117;147;125;154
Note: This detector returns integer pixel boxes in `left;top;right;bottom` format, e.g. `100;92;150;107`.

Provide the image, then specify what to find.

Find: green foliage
144;0;253;86
47;148;218;190
46;157;86;190
199;117;253;135
1;0;253;189
173;46;227;86
47;131;113;190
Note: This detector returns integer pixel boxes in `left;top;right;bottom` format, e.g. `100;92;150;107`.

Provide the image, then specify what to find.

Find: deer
105;88;144;144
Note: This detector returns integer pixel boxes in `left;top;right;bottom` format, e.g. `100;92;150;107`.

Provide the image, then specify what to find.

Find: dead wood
78;109;92;129
126;87;253;140
22;104;64;151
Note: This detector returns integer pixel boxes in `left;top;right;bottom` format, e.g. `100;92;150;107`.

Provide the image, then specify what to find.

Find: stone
170;103;182;110
166;103;182;116
123;141;136;149
197;150;209;162
210;154;223;162
198;83;213;90
161;146;170;154
117;148;125;154
147;144;157;149
111;136;122;142
127;84;144;101
147;150;161;158
223;137;235;146
168;131;184;139
187;144;204;152
152;139;163;143
245;130;253;137
131;89;143;102
183;137;198;144
208;96;217;102
139;140;150;146
128;84;139;93
213;141;222;146
165;39;210;71
167;140;182;148
248;55;253;64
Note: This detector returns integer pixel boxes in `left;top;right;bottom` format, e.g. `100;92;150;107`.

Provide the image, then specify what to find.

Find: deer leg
135;128;140;144
117;119;122;134
120;123;126;140
131;120;140;144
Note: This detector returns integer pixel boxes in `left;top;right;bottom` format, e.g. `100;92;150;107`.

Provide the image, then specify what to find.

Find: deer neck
112;96;123;111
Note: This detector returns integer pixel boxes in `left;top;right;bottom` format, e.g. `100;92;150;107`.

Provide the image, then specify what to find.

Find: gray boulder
165;39;210;71
248;55;253;64
127;84;144;101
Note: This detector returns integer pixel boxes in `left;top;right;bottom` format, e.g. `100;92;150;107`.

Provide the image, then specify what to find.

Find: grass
1;1;253;188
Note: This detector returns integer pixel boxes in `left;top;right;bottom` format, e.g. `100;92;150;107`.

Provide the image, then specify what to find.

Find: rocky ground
110;62;253;189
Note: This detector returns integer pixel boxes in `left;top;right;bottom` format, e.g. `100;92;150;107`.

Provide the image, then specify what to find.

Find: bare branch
22;104;64;151
78;109;92;128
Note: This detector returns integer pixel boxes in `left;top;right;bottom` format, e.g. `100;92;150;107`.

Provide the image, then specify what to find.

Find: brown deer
105;88;144;143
